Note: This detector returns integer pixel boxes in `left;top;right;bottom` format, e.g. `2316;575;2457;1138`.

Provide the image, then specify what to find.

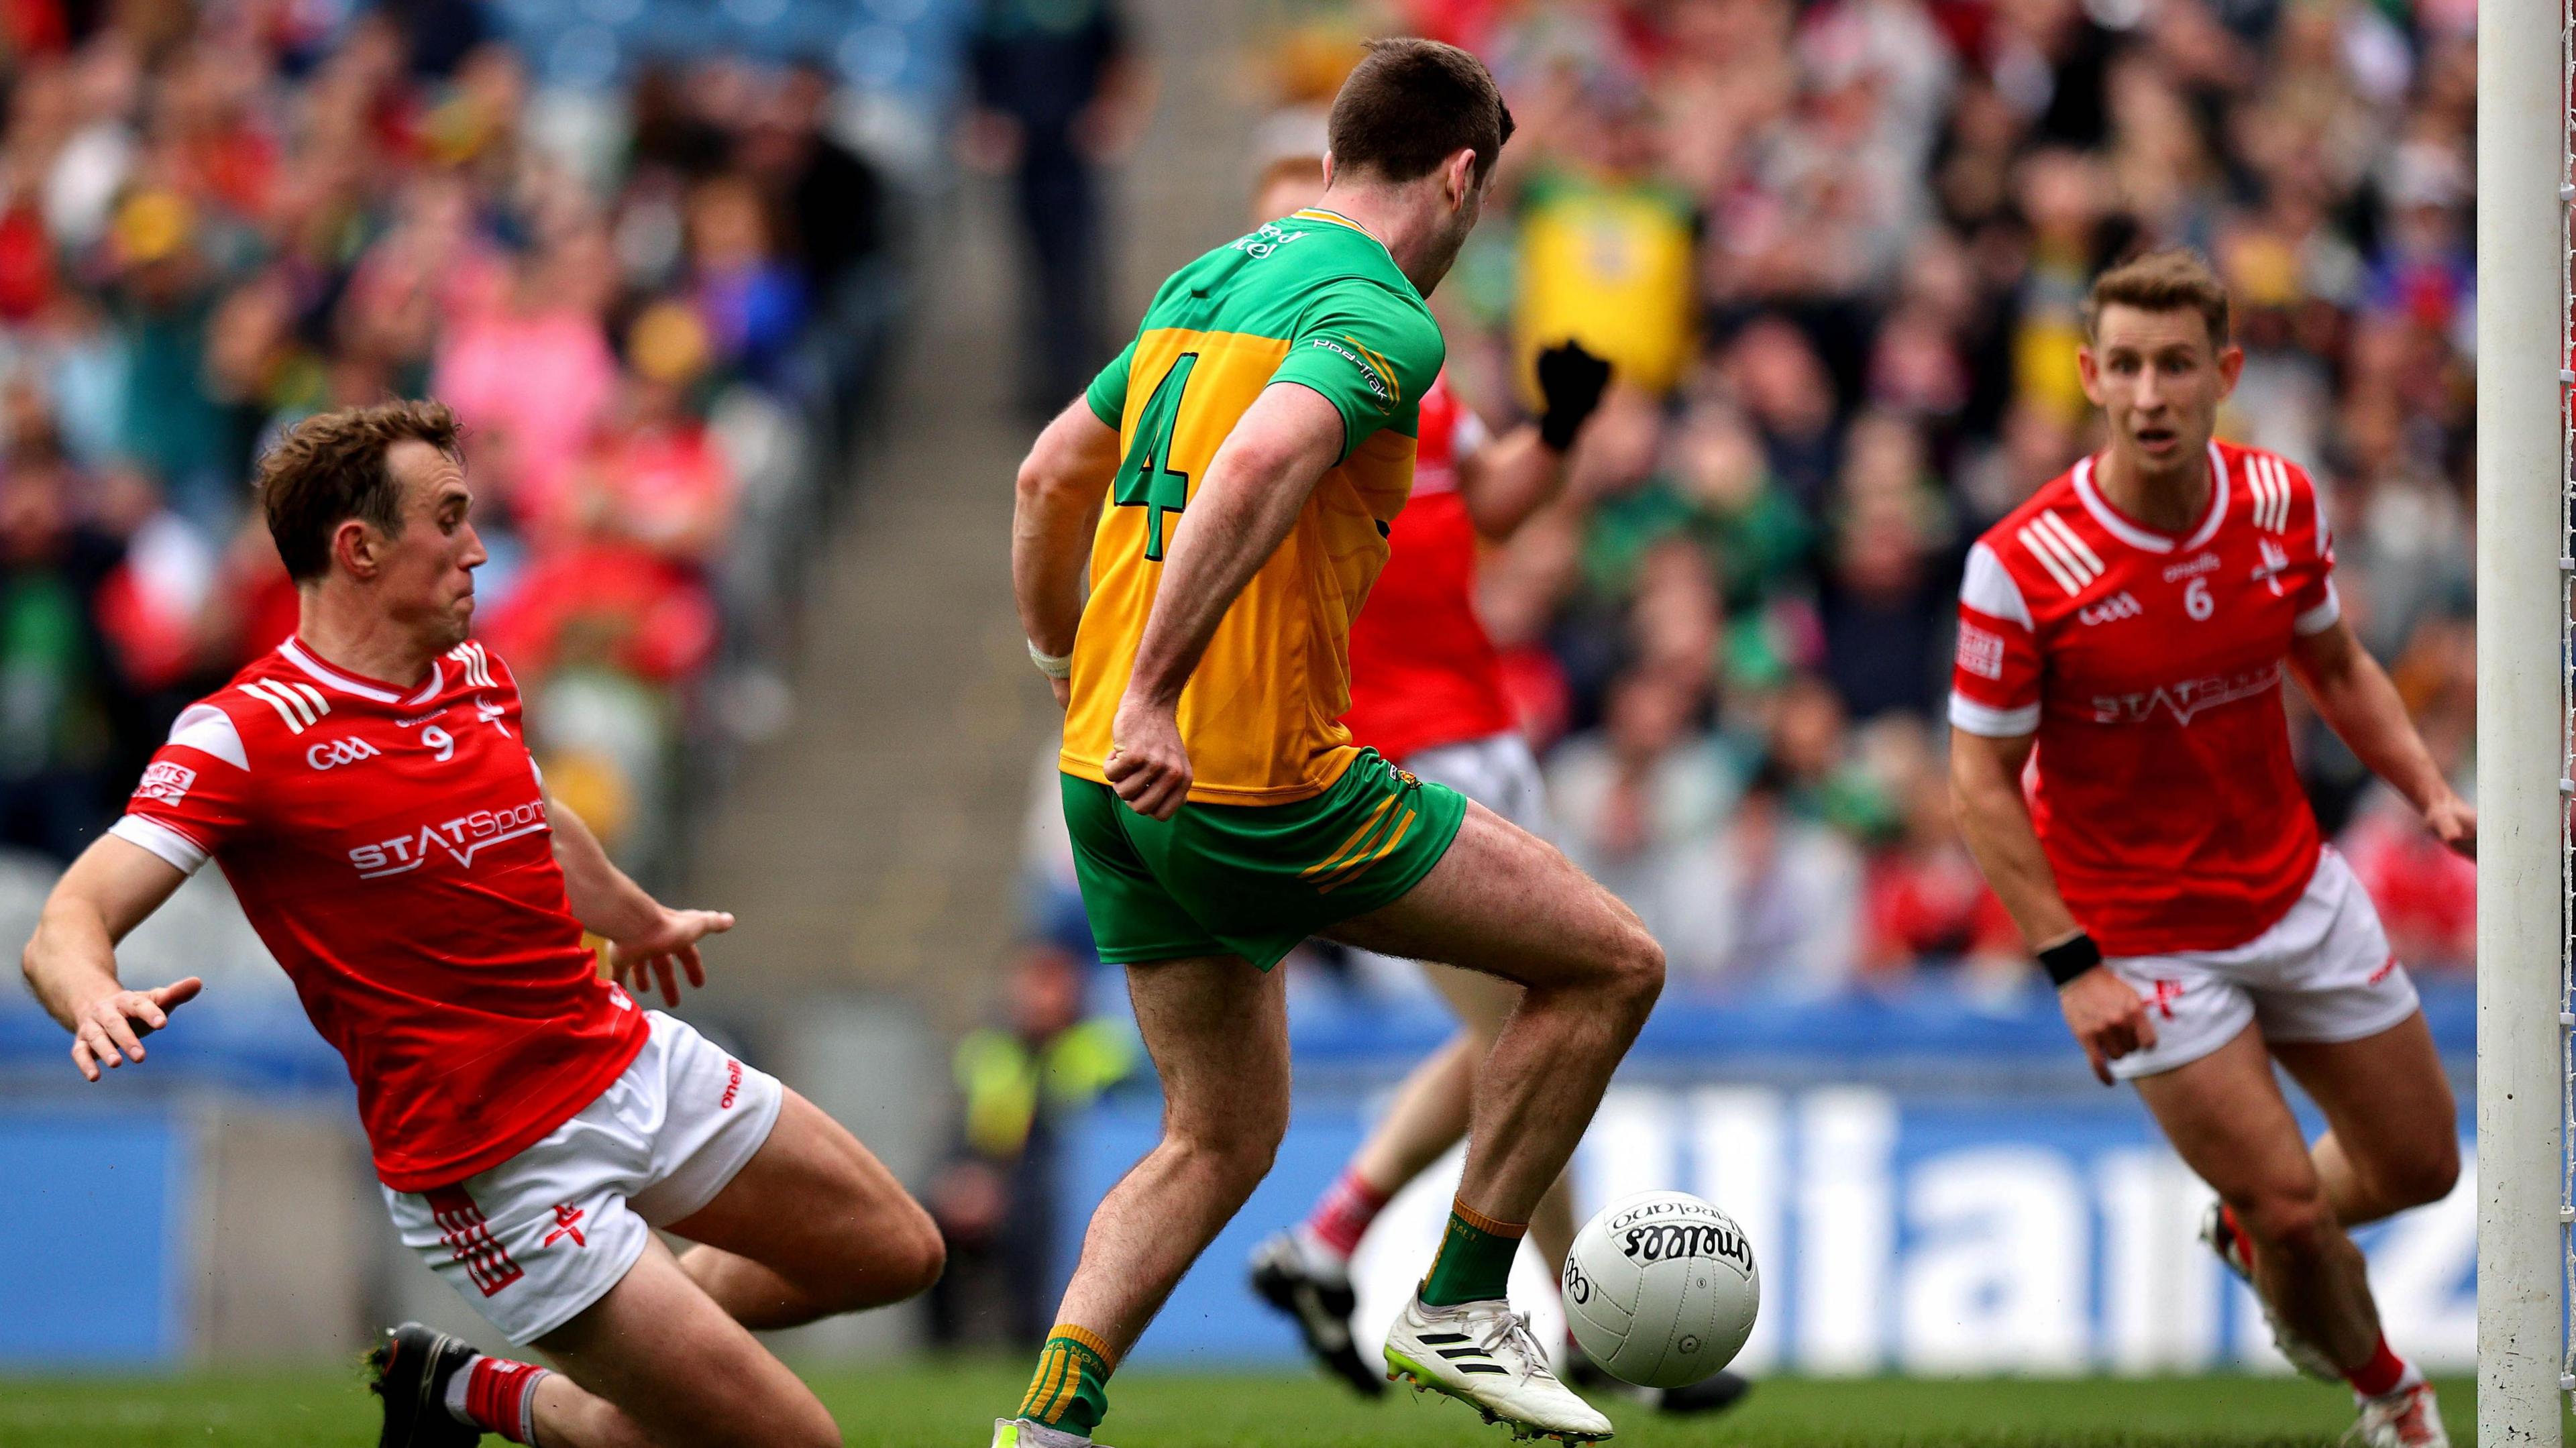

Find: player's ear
2215;342;2245;396
1444;148;1476;209
2074;345;2104;406
1320;150;1337;190
331;516;381;579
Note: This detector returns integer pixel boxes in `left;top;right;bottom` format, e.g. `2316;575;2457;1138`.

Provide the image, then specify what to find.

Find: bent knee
882;1203;947;1298
1169;1111;1285;1194
2233;1185;2334;1258
2379;1139;2462;1211
1596;921;1664;1016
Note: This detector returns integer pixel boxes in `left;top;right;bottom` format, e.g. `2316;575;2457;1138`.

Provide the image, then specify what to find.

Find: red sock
1305;1168;1393;1260
458;1355;549;1444
2345;1335;2414;1399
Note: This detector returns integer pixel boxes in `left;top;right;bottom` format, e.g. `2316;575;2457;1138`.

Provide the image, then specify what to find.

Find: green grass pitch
0;1364;2535;1447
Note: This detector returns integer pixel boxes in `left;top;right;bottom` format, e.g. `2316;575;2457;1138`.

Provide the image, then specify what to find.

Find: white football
1561;1190;1760;1389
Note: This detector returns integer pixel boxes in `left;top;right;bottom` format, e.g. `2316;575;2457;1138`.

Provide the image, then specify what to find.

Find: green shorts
1061;749;1469;970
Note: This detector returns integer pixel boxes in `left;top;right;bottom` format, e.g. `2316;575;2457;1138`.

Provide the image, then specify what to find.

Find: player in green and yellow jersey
1002;40;1664;1447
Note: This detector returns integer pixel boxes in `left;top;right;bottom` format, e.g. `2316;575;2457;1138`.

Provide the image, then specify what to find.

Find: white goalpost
2475;0;2567;1435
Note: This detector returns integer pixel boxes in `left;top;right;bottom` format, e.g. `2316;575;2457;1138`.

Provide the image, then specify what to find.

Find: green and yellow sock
1017;1323;1116;1439
1419;1197;1526;1306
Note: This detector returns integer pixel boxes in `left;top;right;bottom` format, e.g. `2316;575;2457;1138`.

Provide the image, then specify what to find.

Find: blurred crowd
1054;0;2475;1003
0;1;902;877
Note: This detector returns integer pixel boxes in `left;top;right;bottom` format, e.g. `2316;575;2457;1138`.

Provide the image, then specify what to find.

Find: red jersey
110;636;647;1190
1948;442;2341;957
1343;375;1517;762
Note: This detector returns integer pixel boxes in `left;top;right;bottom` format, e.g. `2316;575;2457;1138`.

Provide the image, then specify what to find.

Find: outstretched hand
71;976;201;1082
608;907;734;1008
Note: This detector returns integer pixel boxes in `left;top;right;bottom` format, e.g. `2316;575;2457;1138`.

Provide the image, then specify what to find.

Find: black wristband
2037;932;2102;988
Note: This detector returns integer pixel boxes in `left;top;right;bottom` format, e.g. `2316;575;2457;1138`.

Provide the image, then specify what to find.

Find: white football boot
1383;1294;1615;1443
2344;1383;2449;1448
2200;1202;2339;1380
990;1418;1112;1448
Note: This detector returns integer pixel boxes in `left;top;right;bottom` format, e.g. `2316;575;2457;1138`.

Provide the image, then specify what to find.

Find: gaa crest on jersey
134;761;196;806
305;736;383;771
2077;592;2143;626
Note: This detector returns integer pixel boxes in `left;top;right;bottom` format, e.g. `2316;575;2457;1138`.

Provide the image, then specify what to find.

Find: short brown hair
256;400;462;583
1326;38;1514;188
2083;248;2231;349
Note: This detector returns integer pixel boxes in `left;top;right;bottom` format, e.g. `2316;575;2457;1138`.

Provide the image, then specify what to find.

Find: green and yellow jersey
1063;207;1447;805
1513;170;1697;398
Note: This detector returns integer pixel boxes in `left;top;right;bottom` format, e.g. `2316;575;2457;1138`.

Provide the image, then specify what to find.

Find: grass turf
0;1364;2537;1447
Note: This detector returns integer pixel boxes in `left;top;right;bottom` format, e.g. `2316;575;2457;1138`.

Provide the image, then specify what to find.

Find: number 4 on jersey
1115;352;1197;561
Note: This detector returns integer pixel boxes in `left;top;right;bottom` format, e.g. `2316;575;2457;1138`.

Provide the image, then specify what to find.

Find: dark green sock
1018;1325;1114;1437
1419;1200;1526;1306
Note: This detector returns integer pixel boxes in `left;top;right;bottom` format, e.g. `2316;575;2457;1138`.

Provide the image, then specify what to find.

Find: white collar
278;638;445;706
2072;443;2230;555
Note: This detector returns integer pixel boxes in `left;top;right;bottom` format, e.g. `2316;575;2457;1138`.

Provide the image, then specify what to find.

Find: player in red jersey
1950;252;2469;1448
1234;154;1744;1418
20;402;943;1448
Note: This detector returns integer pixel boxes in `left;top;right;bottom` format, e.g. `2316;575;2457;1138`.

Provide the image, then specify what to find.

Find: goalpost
2476;0;2567;1435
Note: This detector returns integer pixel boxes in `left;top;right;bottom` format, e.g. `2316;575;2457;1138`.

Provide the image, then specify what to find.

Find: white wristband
1028;640;1073;680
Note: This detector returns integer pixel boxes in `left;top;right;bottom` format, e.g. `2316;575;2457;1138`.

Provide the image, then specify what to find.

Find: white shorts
383;1011;785;1344
1402;731;1550;838
2105;850;2420;1081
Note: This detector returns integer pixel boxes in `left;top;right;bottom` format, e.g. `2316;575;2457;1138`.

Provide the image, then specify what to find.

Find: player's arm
2289;615;2474;856
1454;341;1612;541
1950;728;2155;1084
547;794;734;1007
21;835;201;1081
1014;397;1124;709
1108;382;1346;819
1947;729;2077;944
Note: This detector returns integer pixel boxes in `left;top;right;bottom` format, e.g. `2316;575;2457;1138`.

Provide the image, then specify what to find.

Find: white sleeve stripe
1960;543;2035;628
109;815;209;875
2017;521;2088;596
166;704;247;769
2294;578;2342;636
239;680;306;733
1949;693;2041;737
2035;508;2104;575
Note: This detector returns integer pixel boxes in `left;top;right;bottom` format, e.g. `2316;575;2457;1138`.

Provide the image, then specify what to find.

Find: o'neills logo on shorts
720;1059;743;1109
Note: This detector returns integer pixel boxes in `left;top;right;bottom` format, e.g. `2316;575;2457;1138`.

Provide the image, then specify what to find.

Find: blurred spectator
967;0;1153;416
1656;759;1862;996
0;444;122;860
0;11;908;880
1513;83;1698;400
1549;666;1737;910
432;240;619;533
928;943;1138;1347
1860;730;2023;990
